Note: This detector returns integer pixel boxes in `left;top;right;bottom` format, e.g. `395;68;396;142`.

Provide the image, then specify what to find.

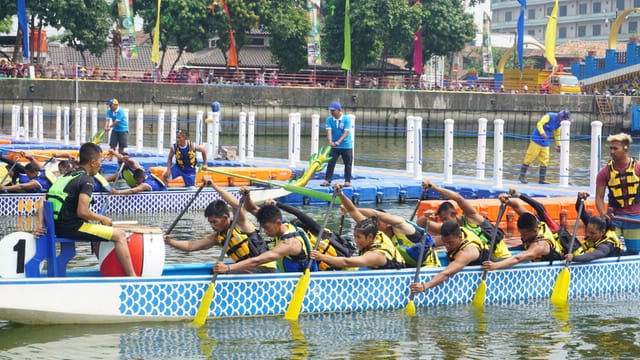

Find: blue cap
106;98;118;106
558;109;570;120
211;101;220;112
328;101;342;111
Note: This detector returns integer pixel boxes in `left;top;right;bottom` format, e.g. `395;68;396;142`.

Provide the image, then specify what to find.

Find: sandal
320;181;331;187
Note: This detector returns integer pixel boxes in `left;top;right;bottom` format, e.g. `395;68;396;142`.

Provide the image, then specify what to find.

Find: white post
295;113;301;164
590;121;603;195
443;118;454;184
63;107;70;145
74;107;81;146
205;110;214;157
311;114;320;156
212;111;220;158
23;106;29;142
157;109;165;155
238;112;247;163
37;106;44;143
288;113;297;168
31;106;38;141
476;118;488;179
406;116;416;173
349;114;356;170
136;108;144;152
413;116;423;180
80;106;87;143
492;119;505;188
90;107;98;140
559;120;571;187
195;110;204;146
247;112;255;160
170;108;178;147
55;106;61;142
11;105;19;138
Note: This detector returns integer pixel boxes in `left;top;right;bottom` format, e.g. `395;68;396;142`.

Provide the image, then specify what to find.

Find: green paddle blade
283;269;311;321
91;130;106;144
472;280;487;307
550;267;570;305
191;282;215;327
404;299;417;316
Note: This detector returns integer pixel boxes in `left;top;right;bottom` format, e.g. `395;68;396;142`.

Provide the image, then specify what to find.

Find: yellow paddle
550;198;584;305
405;220;430;316
191;194;247;327
283;193;337;321
472;201;508;307
91;129;106;144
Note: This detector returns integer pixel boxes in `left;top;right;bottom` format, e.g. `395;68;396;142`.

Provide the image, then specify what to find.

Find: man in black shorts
46;142;137;276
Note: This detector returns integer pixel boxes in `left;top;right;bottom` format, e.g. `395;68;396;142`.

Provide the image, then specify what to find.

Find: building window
593;2;601;14
528;8;535;20
578;25;586;37
528;30;535;37
559;5;567;16
505;11;512;22
593;24;601;36
578;3;587;15
630;21;638;33
559;27;567;38
635;0;640;7
546;6;552;16
617;0;625;12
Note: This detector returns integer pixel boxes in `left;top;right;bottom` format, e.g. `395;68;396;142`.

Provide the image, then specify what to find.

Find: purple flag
413;31;423;75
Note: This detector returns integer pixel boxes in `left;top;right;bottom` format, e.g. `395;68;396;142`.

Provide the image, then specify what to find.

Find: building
491;0;640;43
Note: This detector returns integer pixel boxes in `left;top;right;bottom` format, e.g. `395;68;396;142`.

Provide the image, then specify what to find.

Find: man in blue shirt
320;101;353;187
104;98;129;154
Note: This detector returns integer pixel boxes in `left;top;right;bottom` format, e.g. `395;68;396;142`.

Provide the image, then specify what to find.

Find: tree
265;3;310;73
322;0;421;74
58;0;112;66
419;0;476;60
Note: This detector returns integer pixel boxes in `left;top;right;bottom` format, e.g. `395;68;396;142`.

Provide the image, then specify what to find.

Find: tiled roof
187;46;277;68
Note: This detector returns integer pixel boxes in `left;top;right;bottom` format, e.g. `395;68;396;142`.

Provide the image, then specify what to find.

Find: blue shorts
170;164;196;187
612;214;640;254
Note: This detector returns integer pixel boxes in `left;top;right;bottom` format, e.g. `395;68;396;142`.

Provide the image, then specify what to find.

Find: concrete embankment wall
0;79;637;137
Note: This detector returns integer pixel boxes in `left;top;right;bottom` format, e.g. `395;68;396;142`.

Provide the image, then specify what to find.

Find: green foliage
58;0;112;61
419;0;476;59
267;6;310;73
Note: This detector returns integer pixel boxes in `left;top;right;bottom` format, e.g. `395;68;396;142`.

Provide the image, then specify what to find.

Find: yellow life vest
362;231;406;269
217;227;276;270
607;159;640;208
447;227;489;266
523;222;565;261
174;140;197;169
580;229;623;255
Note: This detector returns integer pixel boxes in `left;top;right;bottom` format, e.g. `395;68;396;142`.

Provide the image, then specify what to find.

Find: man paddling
410;220;489;294
165;183;276;274
0;152;56;193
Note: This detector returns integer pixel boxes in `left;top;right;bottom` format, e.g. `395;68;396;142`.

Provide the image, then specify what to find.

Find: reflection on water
2;294;640;359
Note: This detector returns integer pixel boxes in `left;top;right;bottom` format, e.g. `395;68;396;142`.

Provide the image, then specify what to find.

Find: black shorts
109;131;128;149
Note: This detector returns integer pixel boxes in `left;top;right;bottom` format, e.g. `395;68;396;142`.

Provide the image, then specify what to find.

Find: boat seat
25;200;78;277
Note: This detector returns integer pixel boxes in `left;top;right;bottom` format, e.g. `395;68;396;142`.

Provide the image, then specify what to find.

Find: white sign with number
0;232;38;278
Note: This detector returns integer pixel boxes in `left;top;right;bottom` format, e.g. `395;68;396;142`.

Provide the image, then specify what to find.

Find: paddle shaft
166;181;207;234
564;199;584;266
480;202;508;282
100;162;126;215
409;198;422;222
0;158;20;185
611;215;640;225
210;195;247;282
306;193;337;270
408;221;430;302
338;214;345;235
206;168;339;204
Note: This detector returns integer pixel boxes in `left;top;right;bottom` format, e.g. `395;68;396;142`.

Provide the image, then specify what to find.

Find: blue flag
17;0;29;59
517;0;526;70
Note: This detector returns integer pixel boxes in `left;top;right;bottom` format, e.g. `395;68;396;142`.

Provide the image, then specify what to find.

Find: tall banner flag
221;0;238;67
544;0;559;68
17;0;29;59
151;0;161;64
516;0;526;70
482;11;494;74
412;0;423;75
307;0;322;66
341;0;351;71
117;0;139;59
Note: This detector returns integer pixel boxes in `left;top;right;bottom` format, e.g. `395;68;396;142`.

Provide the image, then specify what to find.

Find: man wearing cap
518;109;571;184
320;101;353;187
105;98;129;154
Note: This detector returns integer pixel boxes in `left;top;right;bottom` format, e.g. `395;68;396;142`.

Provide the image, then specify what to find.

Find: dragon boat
1;200;639;325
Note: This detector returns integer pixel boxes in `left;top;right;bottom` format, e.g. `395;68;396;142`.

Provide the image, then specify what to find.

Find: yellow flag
544;0;558;68
151;0;161;64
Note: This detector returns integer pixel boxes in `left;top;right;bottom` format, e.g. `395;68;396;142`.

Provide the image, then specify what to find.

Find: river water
1;136;639;359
